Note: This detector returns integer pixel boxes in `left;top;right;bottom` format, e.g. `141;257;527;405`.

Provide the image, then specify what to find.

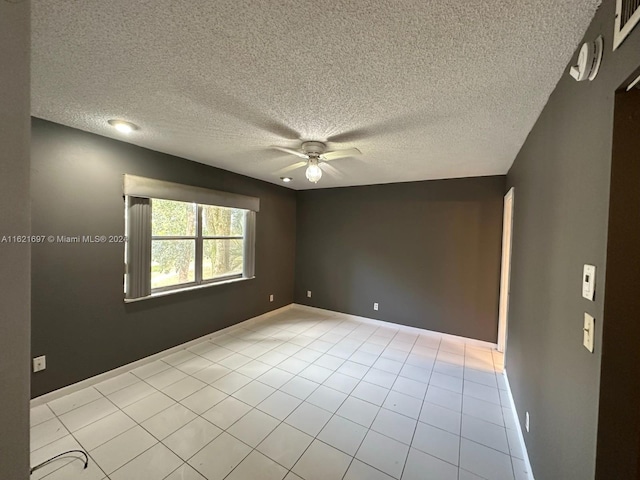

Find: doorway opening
595;71;640;480
497;187;514;355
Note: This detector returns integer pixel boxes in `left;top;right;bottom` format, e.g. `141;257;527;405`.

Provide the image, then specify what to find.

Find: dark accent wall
31;119;296;397
505;1;640;478
596;87;640;479
0;1;31;478
294;177;505;342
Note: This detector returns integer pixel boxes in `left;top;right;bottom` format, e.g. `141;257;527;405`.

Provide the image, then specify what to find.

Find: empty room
2;1;640;479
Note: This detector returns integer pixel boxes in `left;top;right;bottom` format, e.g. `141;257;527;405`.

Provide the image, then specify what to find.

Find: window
151;199;197;290
150;200;246;290
123;175;259;300
201;204;245;281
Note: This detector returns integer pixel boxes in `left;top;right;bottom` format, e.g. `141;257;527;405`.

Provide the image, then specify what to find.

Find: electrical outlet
525;412;530;432
374;302;379;311
307;290;312;298
269;294;274;302
33;355;46;373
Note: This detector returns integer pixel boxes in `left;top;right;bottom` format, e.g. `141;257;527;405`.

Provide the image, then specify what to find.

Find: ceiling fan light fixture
305;158;322;183
272;141;361;183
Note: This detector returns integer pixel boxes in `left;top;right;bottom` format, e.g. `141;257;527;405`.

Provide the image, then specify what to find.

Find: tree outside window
151;199;245;290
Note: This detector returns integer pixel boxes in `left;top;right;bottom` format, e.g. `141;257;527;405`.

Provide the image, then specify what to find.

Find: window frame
200;209;245;284
149;201;248;294
123;175;259;302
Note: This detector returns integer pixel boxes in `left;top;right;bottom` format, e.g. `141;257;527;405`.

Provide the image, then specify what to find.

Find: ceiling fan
271;141;362;183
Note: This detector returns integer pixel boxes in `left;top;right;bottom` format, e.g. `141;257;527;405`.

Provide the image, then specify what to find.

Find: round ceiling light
280;177;293;183
107;119;139;134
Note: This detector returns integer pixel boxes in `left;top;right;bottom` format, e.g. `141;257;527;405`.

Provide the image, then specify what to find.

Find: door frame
497;187;515;354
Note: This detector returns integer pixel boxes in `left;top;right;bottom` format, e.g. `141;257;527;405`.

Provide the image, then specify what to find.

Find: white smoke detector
569;36;604;82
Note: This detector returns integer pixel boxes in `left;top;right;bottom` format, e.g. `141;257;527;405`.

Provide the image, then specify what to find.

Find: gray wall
295;177;505;342
0;0;31;478
31;119;296;397
505;0;640;478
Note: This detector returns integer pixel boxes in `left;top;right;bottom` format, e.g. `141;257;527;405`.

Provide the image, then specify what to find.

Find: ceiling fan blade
270;146;308;159
320;148;362;161
191;84;299;140
319;162;343;179
327;111;433;143
275;161;307;175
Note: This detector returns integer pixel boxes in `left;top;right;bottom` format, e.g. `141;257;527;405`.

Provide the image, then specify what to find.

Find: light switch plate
583;313;595;353
582;264;596;301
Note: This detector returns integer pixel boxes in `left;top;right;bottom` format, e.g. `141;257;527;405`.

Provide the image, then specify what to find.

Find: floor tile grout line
290;321;400;479
38;315;410;478
214;314;371;478
457;342;468;480
492;349;519;480
67;385;179;478
48;368;224;477
457;344;517;479
397;334;440;480
337;334;411;479
30;386;115;476
33;310;515;480
258;316;408;479
29;417;73;455
112;360;297;478
45;316;370;408
346;326;425;479
45;385;106;416
153;316;380;477
33;315;329;477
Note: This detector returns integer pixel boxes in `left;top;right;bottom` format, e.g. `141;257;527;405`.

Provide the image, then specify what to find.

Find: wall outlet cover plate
33;355;46;372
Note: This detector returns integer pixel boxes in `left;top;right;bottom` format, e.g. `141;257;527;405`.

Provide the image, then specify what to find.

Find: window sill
124;276;255;303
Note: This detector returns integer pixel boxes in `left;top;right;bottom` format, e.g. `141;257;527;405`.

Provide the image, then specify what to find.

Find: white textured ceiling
32;0;600;189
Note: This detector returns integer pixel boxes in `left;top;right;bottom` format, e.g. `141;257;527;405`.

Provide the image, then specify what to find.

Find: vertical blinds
125;197;151;299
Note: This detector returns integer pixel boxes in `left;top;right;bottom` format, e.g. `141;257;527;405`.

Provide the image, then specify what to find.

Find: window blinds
125;196;151;299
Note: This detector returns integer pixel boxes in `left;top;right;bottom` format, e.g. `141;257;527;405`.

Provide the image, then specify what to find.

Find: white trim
614;0;640;51
504;369;536;480
292;304;498;350
498;187;515;354
626;71;640;91
30;305;292;407
125;276;253;303
31;302;498;406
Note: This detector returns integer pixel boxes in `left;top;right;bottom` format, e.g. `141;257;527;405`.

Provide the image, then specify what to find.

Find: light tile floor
30;307;531;480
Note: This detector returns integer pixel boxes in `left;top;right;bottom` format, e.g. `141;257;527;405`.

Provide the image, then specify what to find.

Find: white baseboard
292;303;498;350
503;370;536;480
30;304;293;407
31;302;497;406
32;301;533;479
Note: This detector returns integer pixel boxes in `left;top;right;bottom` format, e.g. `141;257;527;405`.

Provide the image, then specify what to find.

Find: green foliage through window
150;199;245;290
